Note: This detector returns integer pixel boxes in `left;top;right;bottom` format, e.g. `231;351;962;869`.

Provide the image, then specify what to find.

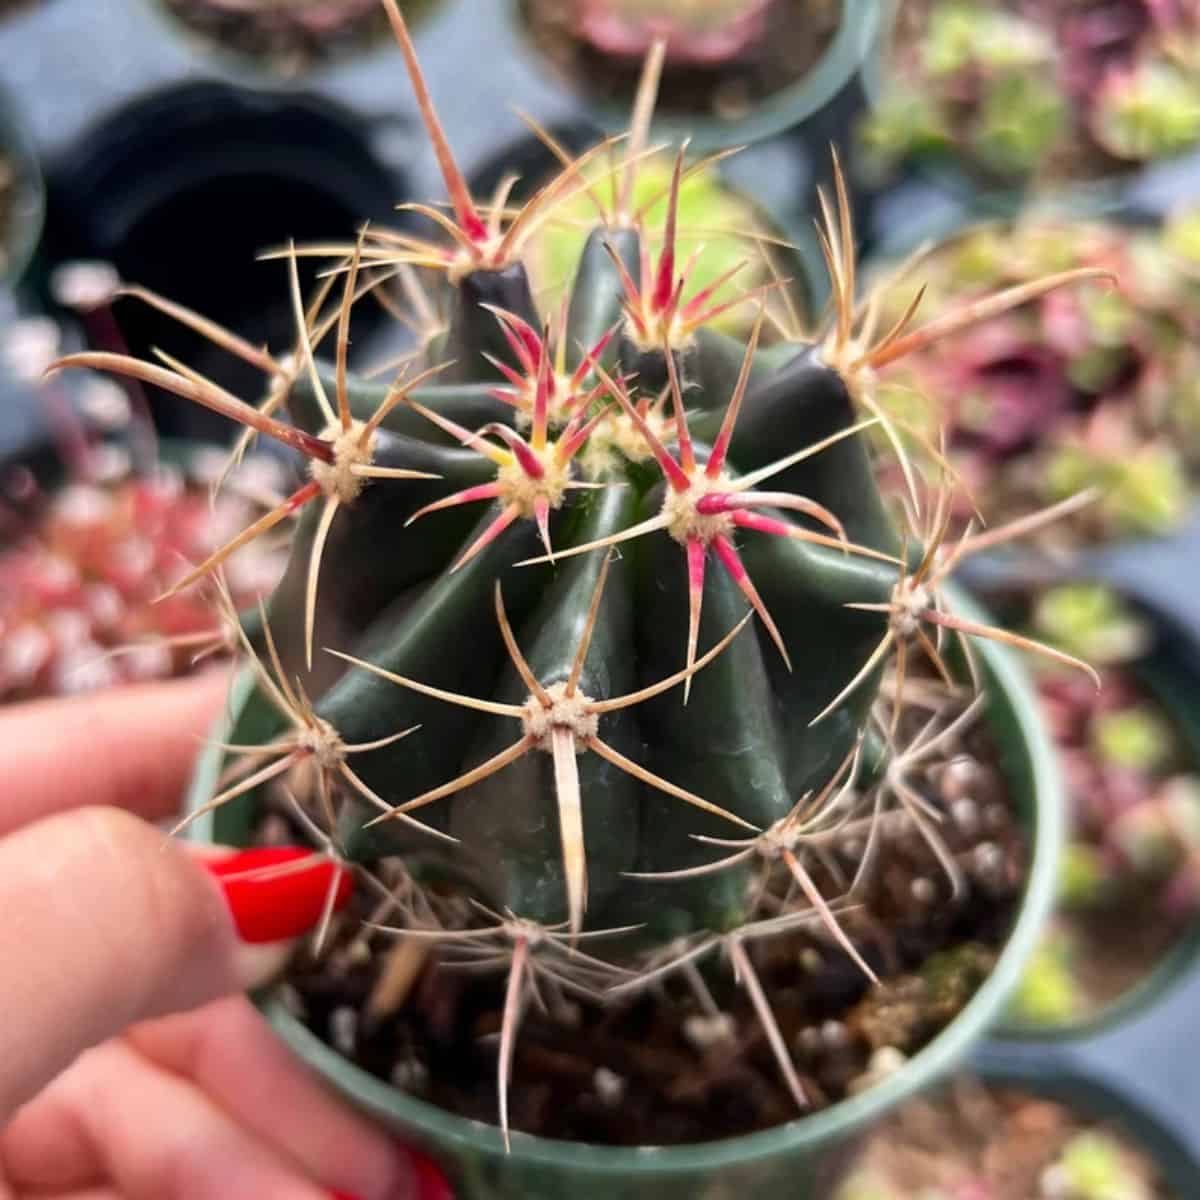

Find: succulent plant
1040;1130;1156;1200
50;2;1105;1147
574;0;775;64
0;314;285;701
871;219;1200;547
865;0;1200;185
836;1084;1165;1200
1001;585;1200;1027
159;0;407;73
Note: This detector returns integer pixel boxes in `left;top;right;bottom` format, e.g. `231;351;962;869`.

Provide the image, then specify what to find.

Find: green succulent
1041;1131;1154;1200
1093;707;1173;772
1093;61;1200;162
1011;926;1084;1025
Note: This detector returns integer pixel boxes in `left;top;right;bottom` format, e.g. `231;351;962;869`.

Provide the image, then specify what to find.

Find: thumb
0;807;345;1120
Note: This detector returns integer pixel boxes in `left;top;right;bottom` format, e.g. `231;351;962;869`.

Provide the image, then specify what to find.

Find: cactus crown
52;3;1106;1147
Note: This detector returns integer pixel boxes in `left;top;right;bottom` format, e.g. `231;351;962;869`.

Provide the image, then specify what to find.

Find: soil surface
260;691;1030;1146
521;0;842;122
836;1079;1179;1199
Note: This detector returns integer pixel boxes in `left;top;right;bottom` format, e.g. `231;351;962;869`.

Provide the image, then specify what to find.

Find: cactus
51;2;1105;1147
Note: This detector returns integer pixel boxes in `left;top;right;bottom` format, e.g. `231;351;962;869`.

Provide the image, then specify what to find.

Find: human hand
0;672;450;1200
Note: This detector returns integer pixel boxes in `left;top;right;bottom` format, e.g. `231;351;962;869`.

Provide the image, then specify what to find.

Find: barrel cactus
51;0;1106;1147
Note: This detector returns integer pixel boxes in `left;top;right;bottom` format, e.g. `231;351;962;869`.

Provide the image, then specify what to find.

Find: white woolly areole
497;451;572;516
296;717;346;770
309;420;376;505
892;581;931;636
522;681;599;752
661;473;736;544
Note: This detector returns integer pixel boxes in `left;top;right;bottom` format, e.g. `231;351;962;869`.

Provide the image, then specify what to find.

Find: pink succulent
576;0;773;65
938;321;1073;459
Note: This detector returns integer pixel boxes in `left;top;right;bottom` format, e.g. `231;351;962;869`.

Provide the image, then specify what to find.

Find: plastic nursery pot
510;0;883;156
44;82;400;443
185;585;1065;1200
996;617;1200;1044
0;80;45;289
837;1057;1200;1198
138;0;439;86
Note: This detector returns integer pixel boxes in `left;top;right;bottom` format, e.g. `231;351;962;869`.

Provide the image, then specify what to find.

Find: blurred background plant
871;217;1200;549
862;0;1200;188
0;301;286;702
1002;584;1200;1029
835;1078;1171;1199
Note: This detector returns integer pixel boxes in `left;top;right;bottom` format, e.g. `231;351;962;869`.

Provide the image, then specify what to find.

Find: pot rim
0;79;44;288
972;1051;1200;1192
188;582;1064;1172
511;0;883;154
997;630;1200;1044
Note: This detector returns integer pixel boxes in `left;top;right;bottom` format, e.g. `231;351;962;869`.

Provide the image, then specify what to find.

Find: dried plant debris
863;0;1200;186
521;0;842;119
836;1079;1178;1199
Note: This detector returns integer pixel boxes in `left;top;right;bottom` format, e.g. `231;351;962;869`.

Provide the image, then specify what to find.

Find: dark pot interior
41;82;401;442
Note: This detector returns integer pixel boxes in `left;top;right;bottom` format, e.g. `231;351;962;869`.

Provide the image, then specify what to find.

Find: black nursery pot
0;79;44;288
43;83;400;443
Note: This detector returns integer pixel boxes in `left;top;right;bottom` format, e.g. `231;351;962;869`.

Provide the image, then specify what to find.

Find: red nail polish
204;846;352;944
329;1193;364;1200
409;1148;453;1200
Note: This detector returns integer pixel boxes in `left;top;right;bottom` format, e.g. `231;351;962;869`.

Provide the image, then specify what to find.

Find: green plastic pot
997;630;1200;1044
186;586;1064;1200
0;80;44;288
512;0;883;155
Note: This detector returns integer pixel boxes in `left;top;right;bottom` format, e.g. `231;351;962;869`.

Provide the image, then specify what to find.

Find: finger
0;808;283;1119
126;997;417;1200
0;671;229;836
9;1040;338;1200
1;1057;103;1194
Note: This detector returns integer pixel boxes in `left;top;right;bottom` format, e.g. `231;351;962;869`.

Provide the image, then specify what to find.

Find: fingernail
408;1148;453;1200
204;846;353;944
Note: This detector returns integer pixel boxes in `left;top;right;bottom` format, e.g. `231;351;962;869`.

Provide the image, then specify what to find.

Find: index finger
0;670;230;837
